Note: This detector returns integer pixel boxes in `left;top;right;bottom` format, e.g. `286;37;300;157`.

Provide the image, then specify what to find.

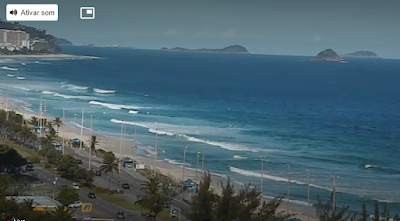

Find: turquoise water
1;46;399;214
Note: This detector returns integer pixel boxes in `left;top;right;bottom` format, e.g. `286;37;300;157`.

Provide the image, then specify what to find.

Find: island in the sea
161;45;249;54
342;50;380;58
312;49;343;61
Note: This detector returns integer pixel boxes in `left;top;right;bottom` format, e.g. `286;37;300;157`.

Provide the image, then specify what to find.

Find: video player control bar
6;4;58;21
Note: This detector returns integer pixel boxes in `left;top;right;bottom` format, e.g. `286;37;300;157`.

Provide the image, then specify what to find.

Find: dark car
88;192;96;199
122;183;130;189
117;211;125;219
95;170;102;176
25;165;34;171
134;199;142;205
77;159;82;164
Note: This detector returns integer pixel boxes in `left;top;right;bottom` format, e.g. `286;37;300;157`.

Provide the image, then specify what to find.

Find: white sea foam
89;101;147;110
42;90;94;100
93;88;116;94
128;110;139;114
21;63;26;66
110;119;258;152
69;121;92;130
7;74;15;77
16;77;25;80
61;84;89;91
229;166;331;191
1;66;18;71
233;155;246;159
164;158;191;166
365;164;377;169
13;86;31;91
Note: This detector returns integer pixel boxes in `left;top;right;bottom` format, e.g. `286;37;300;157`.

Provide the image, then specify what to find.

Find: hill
55;38;73;46
312;49;342;61
342;51;380;58
161;45;249;54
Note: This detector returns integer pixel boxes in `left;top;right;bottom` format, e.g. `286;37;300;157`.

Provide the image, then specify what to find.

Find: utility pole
287;164;290;215
182;146;187;181
21;96;25;125
154;128;158;176
79;110;84;149
331;175;339;214
62;104;65;155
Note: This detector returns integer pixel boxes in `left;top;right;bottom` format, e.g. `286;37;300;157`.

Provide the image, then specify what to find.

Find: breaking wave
13;86;31;91
7;74;15;77
110;119;258;152
129;110;139;114
61;84;89;91
93;88;116;94
89;101;147;110
1;66;18;71
164;158;191;166
17;77;26;80
229;166;331;191
233;155;246;159
42;91;94;100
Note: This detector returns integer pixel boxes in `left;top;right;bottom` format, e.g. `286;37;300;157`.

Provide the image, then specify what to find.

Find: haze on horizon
1;0;399;58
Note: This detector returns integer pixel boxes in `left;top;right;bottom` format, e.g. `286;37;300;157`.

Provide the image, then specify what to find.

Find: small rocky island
342;50;380;58
312;49;343;61
161;45;249;54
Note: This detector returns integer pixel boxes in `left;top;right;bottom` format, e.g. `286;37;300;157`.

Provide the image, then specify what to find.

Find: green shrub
27;155;41;163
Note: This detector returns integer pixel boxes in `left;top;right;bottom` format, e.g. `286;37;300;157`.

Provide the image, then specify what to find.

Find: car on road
77;159;82;164
134;199;142;205
68;201;82;208
88;192;96;198
117;211;125;219
25;165;34;171
72;183;80;190
95;170;102;176
122;183;130;189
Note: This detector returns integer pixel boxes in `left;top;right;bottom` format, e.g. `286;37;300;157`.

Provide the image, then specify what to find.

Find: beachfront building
0;29;30;48
5;196;65;212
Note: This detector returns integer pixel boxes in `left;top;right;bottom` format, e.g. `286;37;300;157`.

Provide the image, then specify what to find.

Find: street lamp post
62;104;65;155
331;175;339;214
287;164;290;215
80;110;84;149
260;156;265;196
155;128;158;175
182;146;187;181
195;152;200;182
5;94;9;121
88;111;94;170
201;147;205;172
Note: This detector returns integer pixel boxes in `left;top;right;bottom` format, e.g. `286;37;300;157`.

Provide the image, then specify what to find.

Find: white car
68;201;82;208
72;183;80;190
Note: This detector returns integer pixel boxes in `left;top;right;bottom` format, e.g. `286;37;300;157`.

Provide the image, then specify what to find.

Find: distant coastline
161;45;249;54
0;54;77;59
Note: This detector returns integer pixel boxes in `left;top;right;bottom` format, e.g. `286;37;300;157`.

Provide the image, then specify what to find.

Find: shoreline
0;96;320;220
0;54;78;59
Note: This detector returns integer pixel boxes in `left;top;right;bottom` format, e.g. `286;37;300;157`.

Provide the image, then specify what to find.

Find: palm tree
90;135;99;154
53;117;63;135
99;152;119;193
141;175;162;195
51;206;75;221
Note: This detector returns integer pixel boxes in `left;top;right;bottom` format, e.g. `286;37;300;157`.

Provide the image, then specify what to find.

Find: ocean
1;46;400;214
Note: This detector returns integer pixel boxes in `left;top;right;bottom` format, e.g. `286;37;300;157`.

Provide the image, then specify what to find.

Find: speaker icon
9;9;17;15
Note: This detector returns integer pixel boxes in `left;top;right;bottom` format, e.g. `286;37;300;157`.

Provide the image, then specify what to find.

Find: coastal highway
25;166;145;221
66;146;191;217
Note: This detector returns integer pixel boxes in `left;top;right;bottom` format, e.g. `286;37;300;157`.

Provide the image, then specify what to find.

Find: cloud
196;29;239;38
313;35;323;41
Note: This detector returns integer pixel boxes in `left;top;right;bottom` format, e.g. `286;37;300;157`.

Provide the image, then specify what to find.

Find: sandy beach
0;96;318;220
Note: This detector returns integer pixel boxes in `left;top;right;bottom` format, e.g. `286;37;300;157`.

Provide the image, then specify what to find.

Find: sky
1;0;400;58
